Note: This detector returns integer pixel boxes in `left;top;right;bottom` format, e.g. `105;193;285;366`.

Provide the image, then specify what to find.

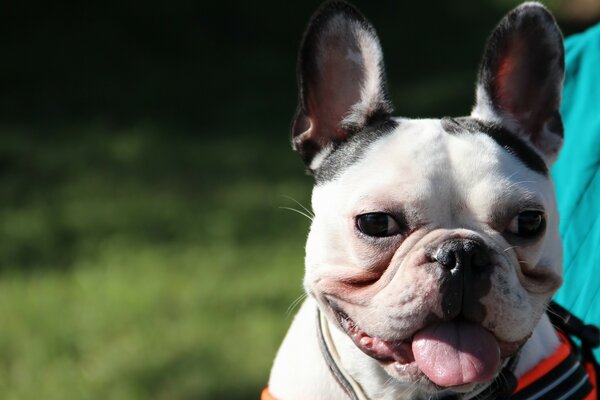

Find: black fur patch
441;117;548;175
315;118;398;183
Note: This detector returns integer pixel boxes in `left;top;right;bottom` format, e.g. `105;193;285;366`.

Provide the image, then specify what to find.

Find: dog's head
292;0;565;393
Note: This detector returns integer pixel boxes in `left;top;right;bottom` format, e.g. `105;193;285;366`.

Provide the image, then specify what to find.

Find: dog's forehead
313;118;552;214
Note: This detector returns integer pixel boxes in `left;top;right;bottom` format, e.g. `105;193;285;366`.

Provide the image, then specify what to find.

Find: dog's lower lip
333;309;415;364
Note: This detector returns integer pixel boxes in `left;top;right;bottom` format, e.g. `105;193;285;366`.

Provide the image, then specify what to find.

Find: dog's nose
432;238;492;321
432;239;488;272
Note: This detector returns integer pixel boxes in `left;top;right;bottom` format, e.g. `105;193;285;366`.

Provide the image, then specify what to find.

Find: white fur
471;85;502;125
269;298;347;399
343;27;387;129
310;143;335;171
513;314;561;378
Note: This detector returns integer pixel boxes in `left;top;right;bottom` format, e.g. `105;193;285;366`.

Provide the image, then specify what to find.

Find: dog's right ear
292;1;394;172
472;2;565;166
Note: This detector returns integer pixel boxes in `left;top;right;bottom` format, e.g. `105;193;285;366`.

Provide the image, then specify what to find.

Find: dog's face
292;1;565;393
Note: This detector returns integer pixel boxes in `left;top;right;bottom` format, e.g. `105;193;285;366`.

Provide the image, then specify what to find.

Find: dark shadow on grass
5;0;588;132
0;125;312;273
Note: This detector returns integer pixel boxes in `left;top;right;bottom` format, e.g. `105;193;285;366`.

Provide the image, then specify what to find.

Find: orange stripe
514;331;572;393
583;361;597;400
261;387;278;400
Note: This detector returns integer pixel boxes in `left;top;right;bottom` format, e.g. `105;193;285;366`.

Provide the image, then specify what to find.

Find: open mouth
332;307;502;388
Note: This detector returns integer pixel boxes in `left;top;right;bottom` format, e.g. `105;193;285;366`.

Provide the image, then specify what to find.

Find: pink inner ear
304;39;364;146
493;38;546;136
495;53;516;108
304;96;350;148
495;38;525;113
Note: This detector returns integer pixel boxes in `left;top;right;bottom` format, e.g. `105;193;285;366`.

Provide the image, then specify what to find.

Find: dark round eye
507;211;546;238
356;213;401;237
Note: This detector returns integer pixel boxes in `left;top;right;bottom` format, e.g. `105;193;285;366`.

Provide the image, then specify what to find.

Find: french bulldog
268;1;566;399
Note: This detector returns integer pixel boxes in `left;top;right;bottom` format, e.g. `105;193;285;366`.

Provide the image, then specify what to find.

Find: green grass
0;124;312;399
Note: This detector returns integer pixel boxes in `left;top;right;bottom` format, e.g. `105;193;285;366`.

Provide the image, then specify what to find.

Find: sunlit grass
0;125;311;399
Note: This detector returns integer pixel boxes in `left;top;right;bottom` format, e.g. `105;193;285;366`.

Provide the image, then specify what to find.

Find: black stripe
567;378;594;399
511;352;580;399
550;365;589;398
441;117;548;175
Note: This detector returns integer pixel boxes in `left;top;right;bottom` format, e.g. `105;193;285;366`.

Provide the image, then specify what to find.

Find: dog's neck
512;314;561;377
327;309;560;400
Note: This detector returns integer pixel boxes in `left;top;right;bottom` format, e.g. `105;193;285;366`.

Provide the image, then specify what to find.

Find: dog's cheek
480;271;541;342
519;263;563;296
302;216;380;296
302;219;343;294
516;238;563;295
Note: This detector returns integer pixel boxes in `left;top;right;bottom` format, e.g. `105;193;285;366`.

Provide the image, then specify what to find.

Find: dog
265;2;588;399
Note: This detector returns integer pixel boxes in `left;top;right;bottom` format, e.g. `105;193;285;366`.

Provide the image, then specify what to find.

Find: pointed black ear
292;1;394;172
472;2;565;165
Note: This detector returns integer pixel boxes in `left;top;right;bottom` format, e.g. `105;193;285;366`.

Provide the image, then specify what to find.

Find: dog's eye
356;213;401;237
507;211;545;238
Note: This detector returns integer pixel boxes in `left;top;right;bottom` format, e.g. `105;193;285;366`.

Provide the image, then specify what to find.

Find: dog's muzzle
430;238;493;322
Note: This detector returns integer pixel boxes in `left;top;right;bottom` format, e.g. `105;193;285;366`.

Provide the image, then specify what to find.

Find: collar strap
315;308;368;400
548;301;600;350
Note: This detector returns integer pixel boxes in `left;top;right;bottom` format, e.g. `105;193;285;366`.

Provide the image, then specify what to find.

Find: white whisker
281;195;314;218
286;293;308;316
279;206;314;221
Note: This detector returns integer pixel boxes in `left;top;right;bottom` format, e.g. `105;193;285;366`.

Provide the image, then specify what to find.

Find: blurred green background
1;1;598;399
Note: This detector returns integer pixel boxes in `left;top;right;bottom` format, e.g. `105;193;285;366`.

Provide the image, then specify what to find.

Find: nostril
433;239;488;271
433;247;457;270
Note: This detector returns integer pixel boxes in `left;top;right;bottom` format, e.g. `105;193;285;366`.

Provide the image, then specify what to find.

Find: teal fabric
552;23;600;357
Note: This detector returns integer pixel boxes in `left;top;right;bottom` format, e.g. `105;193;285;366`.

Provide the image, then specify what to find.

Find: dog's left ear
472;2;565;165
292;1;394;172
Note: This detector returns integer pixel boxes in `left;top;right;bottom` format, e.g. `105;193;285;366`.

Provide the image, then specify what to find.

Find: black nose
433;239;491;321
432;239;488;272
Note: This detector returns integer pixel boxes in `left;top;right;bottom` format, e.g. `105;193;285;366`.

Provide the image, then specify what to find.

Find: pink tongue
412;322;500;387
